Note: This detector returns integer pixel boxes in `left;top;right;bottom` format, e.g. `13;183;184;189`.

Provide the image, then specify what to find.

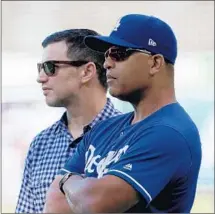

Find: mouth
106;74;117;82
42;86;51;90
107;78;116;84
42;87;52;95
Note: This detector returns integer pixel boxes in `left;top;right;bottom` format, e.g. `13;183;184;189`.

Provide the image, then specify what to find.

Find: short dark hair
42;29;107;90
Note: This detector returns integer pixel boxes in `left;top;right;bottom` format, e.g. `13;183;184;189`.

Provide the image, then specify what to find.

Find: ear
148;54;165;76
80;62;97;84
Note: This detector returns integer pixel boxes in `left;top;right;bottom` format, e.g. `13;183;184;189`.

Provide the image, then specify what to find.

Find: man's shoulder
159;103;200;142
35;120;60;138
143;103;200;138
30;119;61;149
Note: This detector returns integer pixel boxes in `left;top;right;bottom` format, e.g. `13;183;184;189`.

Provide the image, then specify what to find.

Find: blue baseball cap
85;14;177;64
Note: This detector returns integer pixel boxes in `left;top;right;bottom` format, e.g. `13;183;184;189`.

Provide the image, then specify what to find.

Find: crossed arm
43;174;140;213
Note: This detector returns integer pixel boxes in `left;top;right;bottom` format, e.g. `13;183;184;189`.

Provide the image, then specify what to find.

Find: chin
109;88;120;98
45;98;64;107
109;88;142;104
109;89;127;102
46;102;59;107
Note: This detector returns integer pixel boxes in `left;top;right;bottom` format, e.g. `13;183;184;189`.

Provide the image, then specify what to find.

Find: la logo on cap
113;18;121;31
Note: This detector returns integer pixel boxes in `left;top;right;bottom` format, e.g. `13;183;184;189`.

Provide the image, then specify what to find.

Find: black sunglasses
104;47;152;62
105;47;172;64
37;60;89;76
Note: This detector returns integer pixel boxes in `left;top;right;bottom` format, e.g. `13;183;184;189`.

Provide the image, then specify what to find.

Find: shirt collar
87;97;115;129
57;97;116;134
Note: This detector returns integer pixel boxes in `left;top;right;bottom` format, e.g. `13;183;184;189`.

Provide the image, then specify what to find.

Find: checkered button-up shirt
15;98;121;213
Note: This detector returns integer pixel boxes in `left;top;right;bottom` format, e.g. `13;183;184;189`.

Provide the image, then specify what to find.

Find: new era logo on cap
148;38;157;46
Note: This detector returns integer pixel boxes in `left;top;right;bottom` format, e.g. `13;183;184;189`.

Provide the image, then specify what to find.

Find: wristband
59;172;84;195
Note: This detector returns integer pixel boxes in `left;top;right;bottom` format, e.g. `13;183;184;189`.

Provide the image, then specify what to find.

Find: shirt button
120;131;124;136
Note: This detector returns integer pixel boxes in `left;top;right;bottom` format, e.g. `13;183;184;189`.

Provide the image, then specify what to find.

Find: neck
65;87;107;138
132;86;176;124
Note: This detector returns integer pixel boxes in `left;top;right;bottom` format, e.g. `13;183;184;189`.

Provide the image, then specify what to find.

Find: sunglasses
104;47;152;62
37;60;89;76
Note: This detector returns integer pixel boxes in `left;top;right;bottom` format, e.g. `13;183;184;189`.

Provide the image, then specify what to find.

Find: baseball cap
84;14;178;64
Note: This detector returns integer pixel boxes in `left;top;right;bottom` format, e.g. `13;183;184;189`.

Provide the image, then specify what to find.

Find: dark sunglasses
37;60;89;76
104;47;152;62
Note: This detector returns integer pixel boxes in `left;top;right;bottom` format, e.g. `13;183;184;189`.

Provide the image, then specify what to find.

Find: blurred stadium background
2;1;214;213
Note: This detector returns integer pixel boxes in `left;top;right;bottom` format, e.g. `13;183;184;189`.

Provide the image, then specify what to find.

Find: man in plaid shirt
15;29;121;213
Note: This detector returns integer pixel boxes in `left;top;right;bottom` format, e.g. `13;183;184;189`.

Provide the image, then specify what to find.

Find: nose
103;57;115;70
36;69;49;84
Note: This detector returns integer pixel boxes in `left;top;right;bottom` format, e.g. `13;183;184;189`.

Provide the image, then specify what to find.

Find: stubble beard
45;96;67;108
111;88;144;106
